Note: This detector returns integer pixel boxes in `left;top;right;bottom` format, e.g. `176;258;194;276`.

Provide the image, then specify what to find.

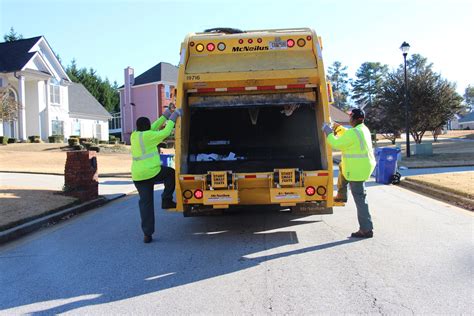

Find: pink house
118;62;178;144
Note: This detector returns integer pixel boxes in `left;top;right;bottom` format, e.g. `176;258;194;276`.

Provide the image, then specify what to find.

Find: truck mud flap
291;203;333;215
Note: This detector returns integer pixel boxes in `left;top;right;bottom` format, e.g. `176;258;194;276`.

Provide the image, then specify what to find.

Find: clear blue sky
1;0;472;94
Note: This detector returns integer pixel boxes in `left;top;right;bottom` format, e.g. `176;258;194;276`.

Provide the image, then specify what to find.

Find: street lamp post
400;41;411;158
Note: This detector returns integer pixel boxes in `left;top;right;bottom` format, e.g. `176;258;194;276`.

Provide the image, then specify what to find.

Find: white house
0;36;110;142
68;82;111;139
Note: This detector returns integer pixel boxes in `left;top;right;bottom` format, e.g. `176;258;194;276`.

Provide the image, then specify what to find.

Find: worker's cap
349;108;365;120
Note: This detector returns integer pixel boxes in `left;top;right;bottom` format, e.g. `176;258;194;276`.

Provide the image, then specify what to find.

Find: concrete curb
399;179;473;211
0;193;126;245
0;170;132;178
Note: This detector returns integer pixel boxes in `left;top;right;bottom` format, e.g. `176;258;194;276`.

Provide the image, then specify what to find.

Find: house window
50;79;61;105
165;85;170;99
52;120;64;135
72;120;81;136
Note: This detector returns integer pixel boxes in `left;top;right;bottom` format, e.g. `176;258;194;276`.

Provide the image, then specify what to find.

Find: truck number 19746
186;75;201;80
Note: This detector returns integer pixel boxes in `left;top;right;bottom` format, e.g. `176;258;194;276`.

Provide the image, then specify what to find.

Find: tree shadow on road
0;195;363;314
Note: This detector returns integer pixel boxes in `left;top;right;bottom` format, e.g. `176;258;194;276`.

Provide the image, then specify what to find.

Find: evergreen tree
464;85;474;111
352;62;388;109
327;61;350;110
3;27;23;42
65;60;119;113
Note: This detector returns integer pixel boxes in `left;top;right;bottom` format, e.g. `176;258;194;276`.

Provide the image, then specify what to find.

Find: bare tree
0;88;19;122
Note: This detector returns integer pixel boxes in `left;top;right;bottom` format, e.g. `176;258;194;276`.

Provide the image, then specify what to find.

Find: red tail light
306;35;312;41
207;43;215;51
257;38;262;43
305;186;316;196
248;39;253;44
238;39;244;44
287;39;295;48
194;189;203;199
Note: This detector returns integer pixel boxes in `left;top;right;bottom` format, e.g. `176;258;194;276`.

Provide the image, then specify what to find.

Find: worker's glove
163;108;172;119
169;108;182;123
322;123;333;136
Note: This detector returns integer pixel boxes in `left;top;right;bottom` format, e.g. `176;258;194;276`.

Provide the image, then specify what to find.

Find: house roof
119;62;178;88
459;111;474;123
0;36;42;73
68;83;112;119
329;104;350;123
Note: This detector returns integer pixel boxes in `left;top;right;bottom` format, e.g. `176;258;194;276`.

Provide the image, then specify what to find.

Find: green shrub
73;145;83;151
8;138;17;144
99;140;108;144
0;136;8;145
83;142;92;150
48;135;64;143
68;138;80;147
70;135;80;139
28;135;41;143
89;146;100;153
79;137;91;144
108;140;118;144
91;138;99;144
109;135;116;141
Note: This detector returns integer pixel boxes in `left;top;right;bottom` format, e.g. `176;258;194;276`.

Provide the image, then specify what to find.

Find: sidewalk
0;172;142;244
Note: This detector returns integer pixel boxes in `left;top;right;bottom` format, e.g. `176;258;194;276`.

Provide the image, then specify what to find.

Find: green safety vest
131;116;175;181
327;123;376;181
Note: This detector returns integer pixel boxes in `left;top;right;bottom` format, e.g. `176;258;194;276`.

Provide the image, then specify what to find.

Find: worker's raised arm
149;109;182;144
150;108;174;131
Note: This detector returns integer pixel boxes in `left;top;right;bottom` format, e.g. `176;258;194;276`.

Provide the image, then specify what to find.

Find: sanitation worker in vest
322;108;376;238
131;107;181;243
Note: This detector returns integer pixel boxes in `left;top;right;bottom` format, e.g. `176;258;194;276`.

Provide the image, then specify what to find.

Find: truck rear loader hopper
173;28;342;216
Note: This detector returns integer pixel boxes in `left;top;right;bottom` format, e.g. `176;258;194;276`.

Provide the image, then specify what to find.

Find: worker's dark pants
337;164;373;232
133;166;175;236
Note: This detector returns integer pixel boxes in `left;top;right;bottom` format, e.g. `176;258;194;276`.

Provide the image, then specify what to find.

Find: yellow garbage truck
174;27;340;216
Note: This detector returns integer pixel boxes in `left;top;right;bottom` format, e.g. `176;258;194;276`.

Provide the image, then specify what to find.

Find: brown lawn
0;143;133;176
0;187;78;231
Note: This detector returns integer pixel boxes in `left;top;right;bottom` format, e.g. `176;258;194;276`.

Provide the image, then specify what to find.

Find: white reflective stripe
305;172;318;177
343;153;370;159
133;152;159;161
245;86;258;91
187;89;198;93
353;128;365;151
275;85;287;89
236;174;268;179
305;84;317;88
179;175;205;180
138;132;146;155
215;87;227;92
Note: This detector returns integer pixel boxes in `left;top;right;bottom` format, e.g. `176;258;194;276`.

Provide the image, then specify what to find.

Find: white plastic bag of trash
196;152;238;161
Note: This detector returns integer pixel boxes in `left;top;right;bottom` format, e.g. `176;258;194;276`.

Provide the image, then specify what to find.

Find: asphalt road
0;177;472;314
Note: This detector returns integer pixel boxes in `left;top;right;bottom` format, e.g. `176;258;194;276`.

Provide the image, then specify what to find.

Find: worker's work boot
334;193;347;203
350;230;373;238
162;199;177;209
143;235;153;243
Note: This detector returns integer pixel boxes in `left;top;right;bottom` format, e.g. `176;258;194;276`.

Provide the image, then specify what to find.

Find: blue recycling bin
375;147;400;184
160;154;175;168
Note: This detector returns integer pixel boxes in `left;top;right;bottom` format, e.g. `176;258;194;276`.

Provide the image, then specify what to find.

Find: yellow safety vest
131;116;175;181
327;123;376;181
